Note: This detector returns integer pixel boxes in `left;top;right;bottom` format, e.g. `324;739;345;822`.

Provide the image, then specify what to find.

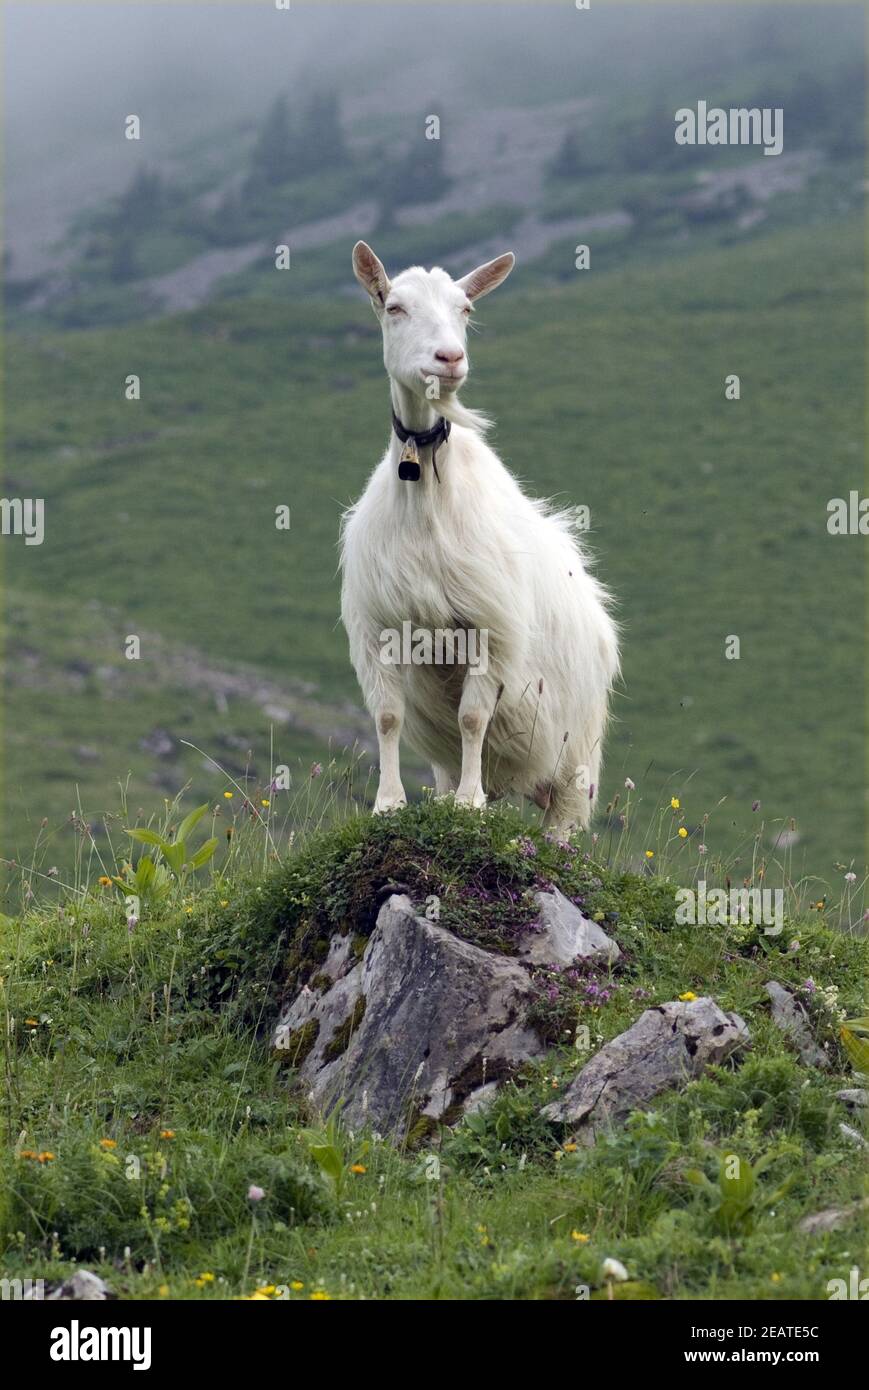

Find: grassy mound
1;799;866;1300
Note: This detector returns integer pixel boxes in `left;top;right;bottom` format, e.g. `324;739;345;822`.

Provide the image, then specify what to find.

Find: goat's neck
389;379;439;437
387;380;455;499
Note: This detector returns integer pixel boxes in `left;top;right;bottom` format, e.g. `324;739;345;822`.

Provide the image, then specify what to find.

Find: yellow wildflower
160;1129;175;1140
678;827;688;839
679;992;697;1002
98;876;112;887
99;1138;117;1150
645;850;655;859
670;797;680;810
291;1281;304;1291
223;791;233;799
350;1163;367;1174
309;1290;331;1300
571;1231;591;1243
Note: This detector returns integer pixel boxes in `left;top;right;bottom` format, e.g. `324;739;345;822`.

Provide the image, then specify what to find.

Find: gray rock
798;1198;869;1236
273;959;364;1074
542;997;749;1138
519;887;621;967
765;981;830;1069
45;1270;113;1301
463;1081;500;1116
273;895;545;1134
838;1122;867;1150
836;1088;868;1109
320;931;358;984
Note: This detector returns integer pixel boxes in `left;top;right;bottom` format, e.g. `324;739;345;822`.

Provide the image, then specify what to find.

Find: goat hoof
373;792;407;814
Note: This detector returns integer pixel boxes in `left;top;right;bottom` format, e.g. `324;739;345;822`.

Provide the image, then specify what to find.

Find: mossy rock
323;995;366;1062
275;1017;320;1066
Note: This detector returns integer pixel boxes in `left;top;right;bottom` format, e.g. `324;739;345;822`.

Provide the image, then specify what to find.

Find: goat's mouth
420;368;466;392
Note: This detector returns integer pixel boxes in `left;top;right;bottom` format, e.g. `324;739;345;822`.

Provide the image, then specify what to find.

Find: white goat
339;241;619;837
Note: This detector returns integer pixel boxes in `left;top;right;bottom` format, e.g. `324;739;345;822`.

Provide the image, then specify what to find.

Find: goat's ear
352;241;391;305
456;252;515;302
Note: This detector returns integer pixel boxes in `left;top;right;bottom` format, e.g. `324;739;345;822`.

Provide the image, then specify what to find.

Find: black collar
392;410;451;482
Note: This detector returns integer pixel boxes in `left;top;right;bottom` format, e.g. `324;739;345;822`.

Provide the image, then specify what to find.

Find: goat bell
398;438;421;482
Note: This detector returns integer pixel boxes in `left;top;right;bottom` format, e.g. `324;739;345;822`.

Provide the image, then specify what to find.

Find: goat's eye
386;304;405;316
461;304;472;316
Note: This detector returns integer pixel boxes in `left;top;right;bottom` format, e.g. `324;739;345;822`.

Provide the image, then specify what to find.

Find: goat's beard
436;393;491;435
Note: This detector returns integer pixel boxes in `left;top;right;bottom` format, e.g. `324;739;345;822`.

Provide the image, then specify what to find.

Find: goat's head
352;241;514;403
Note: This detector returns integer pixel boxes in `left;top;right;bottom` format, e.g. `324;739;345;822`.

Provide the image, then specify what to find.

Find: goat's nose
435;346;466;365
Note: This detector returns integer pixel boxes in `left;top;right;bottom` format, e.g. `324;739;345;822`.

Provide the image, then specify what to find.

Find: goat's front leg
455;676;497;809
373;695;407;813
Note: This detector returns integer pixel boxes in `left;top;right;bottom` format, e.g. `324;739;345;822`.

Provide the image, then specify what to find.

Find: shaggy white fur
340;241;619;835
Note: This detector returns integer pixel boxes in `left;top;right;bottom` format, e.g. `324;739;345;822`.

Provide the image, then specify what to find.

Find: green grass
1;798;866;1301
3;214;865;885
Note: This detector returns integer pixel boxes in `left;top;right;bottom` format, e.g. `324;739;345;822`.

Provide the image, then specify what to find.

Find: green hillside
3;214;865;891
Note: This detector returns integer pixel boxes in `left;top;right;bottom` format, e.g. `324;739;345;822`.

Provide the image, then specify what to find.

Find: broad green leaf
176;803;209;845
764;1175;797;1207
309;1144;343;1183
190;838;218;869
844;1016;869;1035
840;1028;869;1073
720;1154;754;1202
750;1152;775;1178
127;828;163;847
136;856;156;888
715;1197;752;1235
683;1168;713;1189
161;841;186;875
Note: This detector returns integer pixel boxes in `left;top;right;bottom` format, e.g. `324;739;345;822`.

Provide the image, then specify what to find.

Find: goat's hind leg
542;785;587;841
432;764;455;798
543;750;599;840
